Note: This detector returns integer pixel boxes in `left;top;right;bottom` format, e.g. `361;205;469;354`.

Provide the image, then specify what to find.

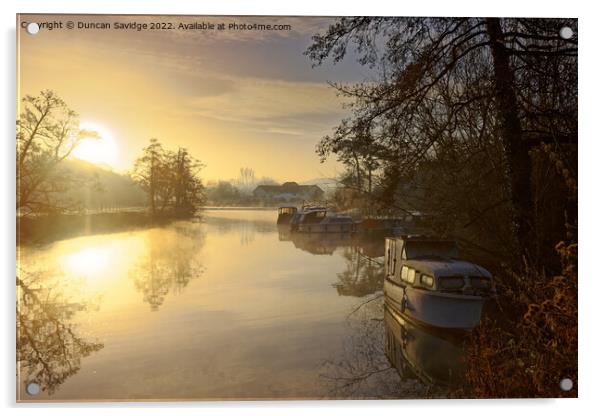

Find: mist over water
18;209;445;400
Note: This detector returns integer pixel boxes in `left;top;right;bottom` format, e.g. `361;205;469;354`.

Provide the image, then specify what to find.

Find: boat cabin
290;207;327;231
299;209;328;224
384;236;494;329
385;237;493;295
277;206;298;224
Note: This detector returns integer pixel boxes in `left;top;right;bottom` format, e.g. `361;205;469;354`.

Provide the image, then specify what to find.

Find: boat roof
403;258;492;279
301;207;327;212
301;203;327;210
300;209;326;215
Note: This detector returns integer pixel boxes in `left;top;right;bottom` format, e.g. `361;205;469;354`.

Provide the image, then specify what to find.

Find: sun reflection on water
59;247;113;279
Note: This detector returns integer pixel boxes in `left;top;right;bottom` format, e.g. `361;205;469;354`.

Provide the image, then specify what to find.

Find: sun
72;121;118;167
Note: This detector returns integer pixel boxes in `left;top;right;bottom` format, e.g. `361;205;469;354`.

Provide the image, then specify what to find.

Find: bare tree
308;17;578;399
17;90;98;215
307;17;577;260
237;167;256;193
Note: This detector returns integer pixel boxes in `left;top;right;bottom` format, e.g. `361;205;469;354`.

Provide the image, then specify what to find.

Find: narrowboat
279;203;357;233
384;236;494;330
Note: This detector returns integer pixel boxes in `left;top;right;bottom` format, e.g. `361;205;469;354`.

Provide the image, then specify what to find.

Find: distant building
253;181;324;202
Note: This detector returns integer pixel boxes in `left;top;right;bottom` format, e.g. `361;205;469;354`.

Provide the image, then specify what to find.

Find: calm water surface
17;209;447;401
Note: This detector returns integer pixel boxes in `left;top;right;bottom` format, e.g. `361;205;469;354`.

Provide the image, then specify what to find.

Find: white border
2;1;599;415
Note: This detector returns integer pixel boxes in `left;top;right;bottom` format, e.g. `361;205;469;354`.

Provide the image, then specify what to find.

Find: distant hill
59;159;147;211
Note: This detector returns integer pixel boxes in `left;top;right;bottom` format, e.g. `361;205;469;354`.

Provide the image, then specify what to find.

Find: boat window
401;266;408;281
407;268;416;284
439;276;465;290
421;274;434;287
470;276;491;290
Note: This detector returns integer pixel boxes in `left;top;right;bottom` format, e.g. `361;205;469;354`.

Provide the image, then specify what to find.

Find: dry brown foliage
460;234;577;398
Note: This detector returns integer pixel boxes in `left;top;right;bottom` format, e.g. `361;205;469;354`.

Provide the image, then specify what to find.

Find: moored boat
277;206;297;224
289;205;328;232
383;236;494;330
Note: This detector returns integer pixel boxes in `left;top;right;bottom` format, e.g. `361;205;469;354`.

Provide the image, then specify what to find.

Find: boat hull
384;278;486;330
276;213;295;224
297;223;356;233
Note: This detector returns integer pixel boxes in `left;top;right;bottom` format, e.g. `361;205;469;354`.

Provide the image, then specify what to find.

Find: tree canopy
132;139;206;217
307;17;577;261
17;90;99;215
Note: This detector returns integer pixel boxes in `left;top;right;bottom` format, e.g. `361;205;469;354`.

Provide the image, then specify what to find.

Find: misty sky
18;14;372;183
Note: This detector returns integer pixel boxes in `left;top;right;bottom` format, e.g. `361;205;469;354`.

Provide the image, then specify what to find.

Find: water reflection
279;230;385;298
333;247;384;297
131;222;205;311
279;229;351;255
384;306;467;386
319;299;420;398
320;299;467;398
209;212;274;245
16;272;104;396
18;209;448;400
279;229;384;259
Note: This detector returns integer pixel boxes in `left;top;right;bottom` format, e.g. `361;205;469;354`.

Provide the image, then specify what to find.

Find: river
17;209;447;401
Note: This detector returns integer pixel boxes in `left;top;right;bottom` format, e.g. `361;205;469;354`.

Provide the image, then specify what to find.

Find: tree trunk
353;153;362;190
486;18;533;255
150;152;156;216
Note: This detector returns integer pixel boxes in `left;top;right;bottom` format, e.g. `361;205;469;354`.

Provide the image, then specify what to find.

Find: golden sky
18;14;367;183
